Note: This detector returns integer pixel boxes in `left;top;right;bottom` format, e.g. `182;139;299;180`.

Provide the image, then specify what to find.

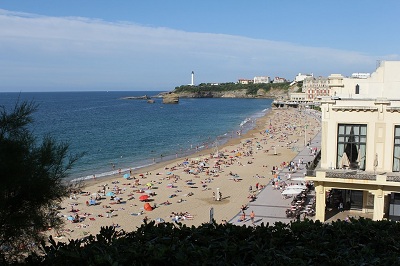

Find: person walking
250;210;255;225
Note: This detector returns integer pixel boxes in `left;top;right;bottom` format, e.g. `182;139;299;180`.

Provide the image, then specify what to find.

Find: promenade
230;111;322;226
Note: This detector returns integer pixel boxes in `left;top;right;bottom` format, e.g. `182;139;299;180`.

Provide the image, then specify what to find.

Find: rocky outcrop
162;93;179;104
175;89;287;99
172;83;301;100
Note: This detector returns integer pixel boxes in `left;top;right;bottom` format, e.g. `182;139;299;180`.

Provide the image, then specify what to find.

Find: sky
1;0;400;92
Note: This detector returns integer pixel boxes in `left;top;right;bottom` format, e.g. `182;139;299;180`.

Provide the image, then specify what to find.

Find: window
337;124;367;170
393;126;400;172
355;84;360;94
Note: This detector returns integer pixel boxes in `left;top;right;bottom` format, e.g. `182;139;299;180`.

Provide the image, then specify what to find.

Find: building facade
328;61;400;99
303;76;331;101
306;60;400;222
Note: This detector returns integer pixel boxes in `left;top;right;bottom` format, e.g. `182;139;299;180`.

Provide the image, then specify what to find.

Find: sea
0;91;272;181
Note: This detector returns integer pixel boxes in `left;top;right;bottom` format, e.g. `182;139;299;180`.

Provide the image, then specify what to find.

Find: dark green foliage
0;101;81;261
174;82;291;95
22;218;400;265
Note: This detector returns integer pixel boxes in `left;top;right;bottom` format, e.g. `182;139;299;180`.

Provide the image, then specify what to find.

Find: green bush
20;218;400;265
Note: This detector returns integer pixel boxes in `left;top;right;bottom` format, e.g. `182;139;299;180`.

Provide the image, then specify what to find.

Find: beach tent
139;195;149;201
106;191;115;197
144;202;153;211
123;173;130;179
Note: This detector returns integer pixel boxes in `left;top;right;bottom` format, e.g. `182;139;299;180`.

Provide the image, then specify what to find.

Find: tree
0;100;81;261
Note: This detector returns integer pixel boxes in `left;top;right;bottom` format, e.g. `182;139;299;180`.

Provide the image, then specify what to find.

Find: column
314;182;326;222
372;188;385;221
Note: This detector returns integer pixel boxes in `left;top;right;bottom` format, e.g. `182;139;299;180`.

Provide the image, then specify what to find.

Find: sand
52;107;321;241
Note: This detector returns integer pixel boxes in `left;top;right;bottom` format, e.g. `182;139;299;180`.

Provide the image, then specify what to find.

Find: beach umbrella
183;161;189;165
67;216;74;221
166;172;172;175
146;182;153;187
139;195;149;201
144;202;153;211
123;173;130;179
106;191;115;197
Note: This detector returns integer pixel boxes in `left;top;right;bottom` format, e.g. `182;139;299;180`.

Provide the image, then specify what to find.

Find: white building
295;73;313;83
253;76;271;84
329;61;400;99
273;77;287;83
306;60;400;222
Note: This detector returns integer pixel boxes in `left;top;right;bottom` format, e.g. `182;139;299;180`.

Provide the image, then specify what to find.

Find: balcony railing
325;171;377;180
387;175;400;182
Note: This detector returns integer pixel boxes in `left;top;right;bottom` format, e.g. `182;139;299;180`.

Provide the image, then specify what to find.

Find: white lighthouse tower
190;71;194;86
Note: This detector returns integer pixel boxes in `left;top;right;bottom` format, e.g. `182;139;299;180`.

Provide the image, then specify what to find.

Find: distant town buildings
237;75;288;85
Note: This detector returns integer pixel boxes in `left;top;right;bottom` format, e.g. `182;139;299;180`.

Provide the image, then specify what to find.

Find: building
306;60;400;222
351;73;371;79
253;76;271;84
289;92;307;103
273;77;287;83
237;79;254;85
328;61;400;99
303;76;331;101
295;73;313;83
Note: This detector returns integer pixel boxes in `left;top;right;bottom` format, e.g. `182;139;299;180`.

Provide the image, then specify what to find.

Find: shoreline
72;108;270;188
69;106;267;184
54;106;321;241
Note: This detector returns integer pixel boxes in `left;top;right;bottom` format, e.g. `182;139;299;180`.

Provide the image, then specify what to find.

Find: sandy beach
52;107;321;241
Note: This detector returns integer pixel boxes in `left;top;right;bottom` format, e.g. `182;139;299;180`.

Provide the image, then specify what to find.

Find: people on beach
250;210;255;225
52;107;322;240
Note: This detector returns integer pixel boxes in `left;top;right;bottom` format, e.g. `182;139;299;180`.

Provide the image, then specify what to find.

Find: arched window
355;84;360;94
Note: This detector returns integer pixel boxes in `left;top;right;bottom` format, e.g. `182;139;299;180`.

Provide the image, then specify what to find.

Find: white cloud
0;9;397;91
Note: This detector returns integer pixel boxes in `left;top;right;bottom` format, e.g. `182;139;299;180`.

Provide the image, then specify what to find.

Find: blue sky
1;0;400;92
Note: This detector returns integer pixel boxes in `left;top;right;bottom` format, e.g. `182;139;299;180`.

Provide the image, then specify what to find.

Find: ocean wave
70;162;155;183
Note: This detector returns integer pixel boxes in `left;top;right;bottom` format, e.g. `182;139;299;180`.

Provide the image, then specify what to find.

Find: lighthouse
190;71;194;86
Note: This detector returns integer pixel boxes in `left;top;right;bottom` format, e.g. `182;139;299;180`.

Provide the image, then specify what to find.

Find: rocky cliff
162;93;179;104
175;87;294;99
